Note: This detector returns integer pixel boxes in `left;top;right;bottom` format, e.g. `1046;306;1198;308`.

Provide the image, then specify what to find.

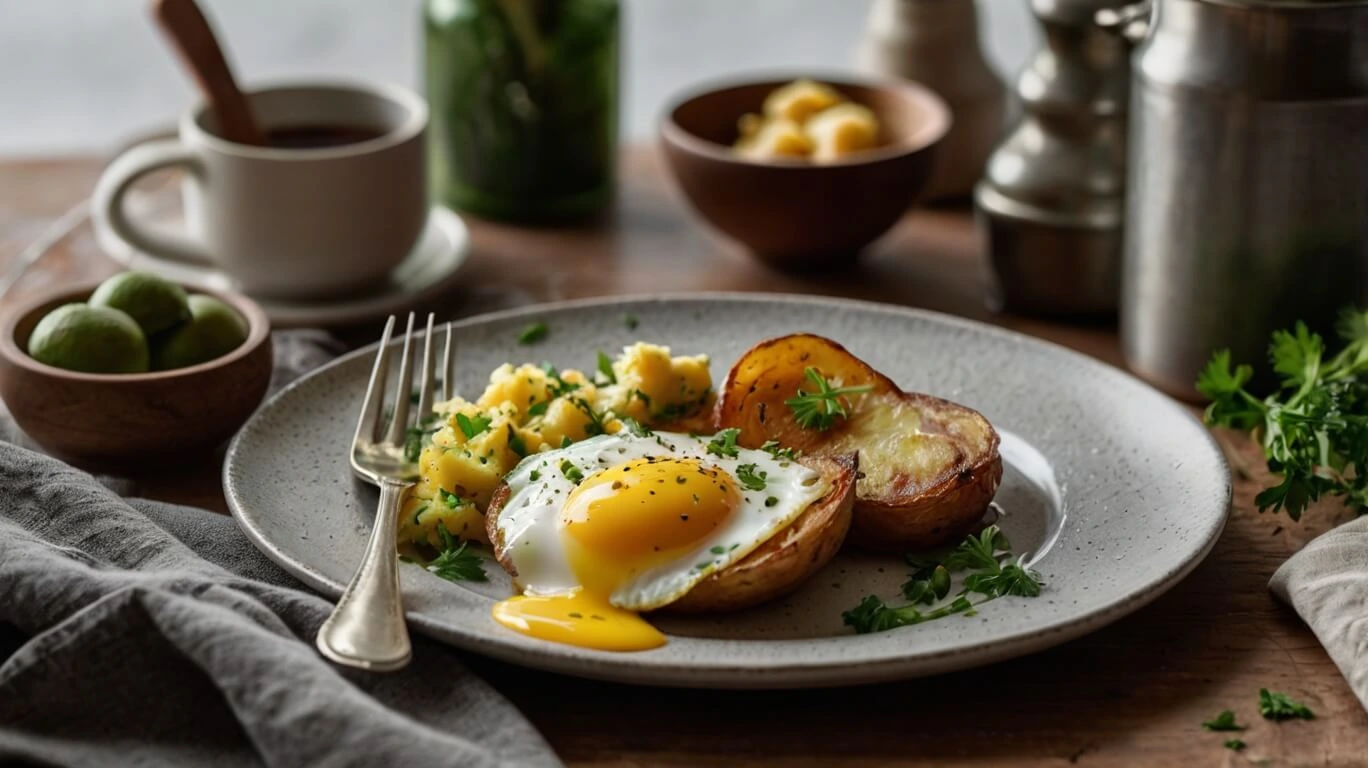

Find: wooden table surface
2;149;1365;767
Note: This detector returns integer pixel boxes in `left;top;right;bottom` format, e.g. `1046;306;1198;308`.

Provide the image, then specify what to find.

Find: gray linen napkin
0;330;563;768
1270;517;1368;712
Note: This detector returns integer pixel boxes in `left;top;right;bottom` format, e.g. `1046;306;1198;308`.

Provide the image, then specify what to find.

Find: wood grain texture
1;150;1364;767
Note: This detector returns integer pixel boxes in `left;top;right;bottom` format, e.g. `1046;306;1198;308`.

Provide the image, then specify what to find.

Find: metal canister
1119;0;1368;399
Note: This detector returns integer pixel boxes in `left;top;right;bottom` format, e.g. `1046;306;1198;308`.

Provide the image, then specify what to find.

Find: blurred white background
0;0;1035;156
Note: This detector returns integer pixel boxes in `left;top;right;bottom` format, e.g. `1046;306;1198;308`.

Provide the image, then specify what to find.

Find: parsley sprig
619;416;653;437
760;440;799;461
541;363;581;398
455;412;492;440
785;367;872;431
735;463;767;491
517;322;548;345
425;524;487;582
560;459;584;484
595;351;617;385
1198;308;1368;520
843;525;1042;634
1201;710;1245;732
1258;689;1315;721
403;412;443;462
706;428;741;459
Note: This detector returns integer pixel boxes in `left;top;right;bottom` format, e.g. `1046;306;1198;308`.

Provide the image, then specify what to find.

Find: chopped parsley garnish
1197;307;1368;520
764;496;778;507
736;463;767;491
1258;689;1315;721
961;561;1042;598
403;426;424;462
426;524;487;582
902;564;952;605
785;367;872;431
1202;710;1245;732
759;440;800;461
709;545;726;555
632;389;652;408
517;322;548;345
561;436;573;448
623;313;639;330
506;425;528;458
595;351;617;385
403;413;443;462
845;525;1042;634
529;469;541;482
455;412;492;440
706;428;741;459
527;400;549;417
938;526;1012;572
1224;740;1246;752
620;416;653;437
842;595;975;633
570;397;608;436
560;460;584;484
541;363;581;398
438;488;463;508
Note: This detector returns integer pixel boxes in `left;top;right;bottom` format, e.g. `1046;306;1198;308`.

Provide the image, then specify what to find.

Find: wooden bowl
0;282;273;467
660;74;951;269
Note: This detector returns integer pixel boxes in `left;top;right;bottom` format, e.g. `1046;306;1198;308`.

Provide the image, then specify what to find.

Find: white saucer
95;206;470;329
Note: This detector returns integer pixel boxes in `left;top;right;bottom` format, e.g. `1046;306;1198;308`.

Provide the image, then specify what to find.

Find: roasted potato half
485;453;858;614
713;333;1001;552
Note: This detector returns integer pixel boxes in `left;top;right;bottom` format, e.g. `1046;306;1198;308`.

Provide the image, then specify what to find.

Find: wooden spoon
150;0;265;146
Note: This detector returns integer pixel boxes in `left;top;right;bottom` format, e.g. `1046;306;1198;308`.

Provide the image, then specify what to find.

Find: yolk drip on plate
492;457;741;651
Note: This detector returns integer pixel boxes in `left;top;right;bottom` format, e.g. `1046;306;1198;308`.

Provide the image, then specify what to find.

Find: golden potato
806;102;880;162
733;79;883;162
713;334;1002;552
763;79;843;125
485;453;859;614
737;118;813;160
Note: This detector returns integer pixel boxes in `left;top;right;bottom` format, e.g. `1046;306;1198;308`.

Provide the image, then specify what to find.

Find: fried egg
491;432;830;652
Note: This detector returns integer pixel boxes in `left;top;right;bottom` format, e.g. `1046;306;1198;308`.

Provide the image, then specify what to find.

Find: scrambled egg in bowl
399;342;713;548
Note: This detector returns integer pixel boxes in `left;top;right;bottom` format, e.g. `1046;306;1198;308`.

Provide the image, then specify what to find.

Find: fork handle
316;479;412;671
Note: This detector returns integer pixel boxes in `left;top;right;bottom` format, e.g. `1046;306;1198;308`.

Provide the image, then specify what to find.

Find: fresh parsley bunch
1197;308;1368;521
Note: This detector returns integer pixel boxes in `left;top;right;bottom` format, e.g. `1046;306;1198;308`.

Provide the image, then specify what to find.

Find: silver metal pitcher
1116;0;1368;400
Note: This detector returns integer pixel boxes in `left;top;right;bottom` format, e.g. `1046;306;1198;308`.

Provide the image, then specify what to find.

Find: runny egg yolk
492;457;742;651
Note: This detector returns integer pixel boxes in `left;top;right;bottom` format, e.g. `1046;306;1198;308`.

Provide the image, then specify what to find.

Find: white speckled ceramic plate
225;294;1230;688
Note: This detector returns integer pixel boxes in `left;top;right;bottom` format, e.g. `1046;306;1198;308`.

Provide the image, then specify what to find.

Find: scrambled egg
399;342;713;548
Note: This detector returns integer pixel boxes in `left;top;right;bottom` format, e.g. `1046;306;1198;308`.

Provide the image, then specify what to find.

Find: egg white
496;432;830;611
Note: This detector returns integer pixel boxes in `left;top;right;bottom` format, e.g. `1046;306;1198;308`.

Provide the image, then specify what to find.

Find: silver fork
316;312;453;671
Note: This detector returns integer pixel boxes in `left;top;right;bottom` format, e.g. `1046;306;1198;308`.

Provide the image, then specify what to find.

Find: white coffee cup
93;81;428;301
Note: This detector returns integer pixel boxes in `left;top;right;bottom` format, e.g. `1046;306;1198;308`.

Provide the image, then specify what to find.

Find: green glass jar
424;0;619;222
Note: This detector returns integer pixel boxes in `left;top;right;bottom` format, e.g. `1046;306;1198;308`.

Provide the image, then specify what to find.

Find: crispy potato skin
485;454;858;614
712;333;1002;553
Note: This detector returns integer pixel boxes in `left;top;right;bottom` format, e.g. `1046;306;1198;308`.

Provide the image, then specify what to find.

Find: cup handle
92;138;213;266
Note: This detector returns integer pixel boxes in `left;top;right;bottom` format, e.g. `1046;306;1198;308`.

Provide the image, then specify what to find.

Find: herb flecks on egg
489;432;832;652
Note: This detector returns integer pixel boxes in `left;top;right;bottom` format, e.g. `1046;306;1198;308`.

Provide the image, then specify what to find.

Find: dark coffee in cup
265;124;385;149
